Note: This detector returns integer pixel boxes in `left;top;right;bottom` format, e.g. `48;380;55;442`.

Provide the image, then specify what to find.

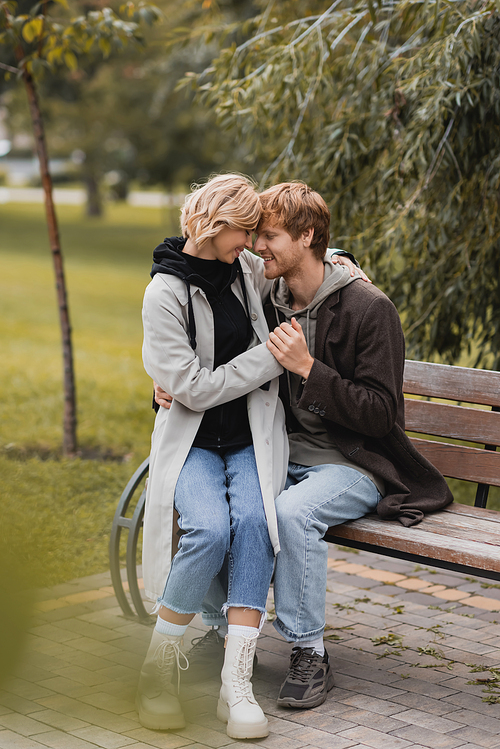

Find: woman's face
205;226;254;264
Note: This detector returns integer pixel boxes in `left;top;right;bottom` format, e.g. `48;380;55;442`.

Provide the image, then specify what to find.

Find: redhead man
252;182;452;708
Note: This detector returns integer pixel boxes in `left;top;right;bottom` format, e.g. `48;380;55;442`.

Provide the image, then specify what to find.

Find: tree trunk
22;67;78;456
84;172;103;217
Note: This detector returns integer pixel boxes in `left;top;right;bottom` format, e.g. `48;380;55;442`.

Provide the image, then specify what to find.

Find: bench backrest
403;360;500;506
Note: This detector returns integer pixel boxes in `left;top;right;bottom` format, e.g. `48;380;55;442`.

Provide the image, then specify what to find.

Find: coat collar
314;290;341;359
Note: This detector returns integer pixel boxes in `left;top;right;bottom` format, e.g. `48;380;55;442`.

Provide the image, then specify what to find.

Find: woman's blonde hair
180;174;261;247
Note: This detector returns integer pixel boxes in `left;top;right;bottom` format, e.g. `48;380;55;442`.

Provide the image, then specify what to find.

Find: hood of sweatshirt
270;257;358;350
150;236;239;297
150;236;245;351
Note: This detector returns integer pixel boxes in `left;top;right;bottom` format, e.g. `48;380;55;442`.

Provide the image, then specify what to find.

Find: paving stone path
2;546;500;749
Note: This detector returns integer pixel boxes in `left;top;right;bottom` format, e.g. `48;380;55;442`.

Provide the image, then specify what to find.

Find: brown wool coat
265;279;453;527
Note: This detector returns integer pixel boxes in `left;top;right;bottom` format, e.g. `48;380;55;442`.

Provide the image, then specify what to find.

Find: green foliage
371;630;407;657
2;0;262;201
414;644;455;669
467;665;500;703
1;0;163;452
191;0;500;367
0;0;162;78
371;631;404;646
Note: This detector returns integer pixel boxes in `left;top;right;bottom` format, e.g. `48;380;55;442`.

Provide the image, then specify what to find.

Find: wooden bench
109;360;500;620
326;360;500;580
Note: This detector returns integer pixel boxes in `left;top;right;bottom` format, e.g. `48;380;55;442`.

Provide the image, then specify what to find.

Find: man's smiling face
254;223;307;280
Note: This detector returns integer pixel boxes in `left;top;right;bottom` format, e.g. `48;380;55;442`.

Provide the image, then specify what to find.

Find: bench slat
404;360;500;407
406;511;500;545
405;399;500;447
443;502;500;523
409;437;500;486
326;510;500;573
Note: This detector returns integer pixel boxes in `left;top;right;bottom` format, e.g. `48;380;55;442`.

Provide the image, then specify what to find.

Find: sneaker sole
277;668;335;709
217;698;269;739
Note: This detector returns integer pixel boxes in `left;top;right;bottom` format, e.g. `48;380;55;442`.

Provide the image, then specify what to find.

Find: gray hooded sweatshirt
271;258;385;495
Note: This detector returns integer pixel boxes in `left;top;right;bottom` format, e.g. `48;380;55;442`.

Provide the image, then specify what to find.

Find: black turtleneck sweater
151;236;253;450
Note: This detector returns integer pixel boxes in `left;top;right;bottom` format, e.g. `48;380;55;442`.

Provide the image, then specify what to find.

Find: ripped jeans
156;444;274;619
202;462;381;635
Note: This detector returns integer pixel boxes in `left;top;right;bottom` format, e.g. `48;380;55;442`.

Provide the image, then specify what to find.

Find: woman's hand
332;254;371;283
266;318;314;379
154;381;173;409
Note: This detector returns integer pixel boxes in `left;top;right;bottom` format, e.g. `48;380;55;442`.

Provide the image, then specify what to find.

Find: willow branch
0;61;20;73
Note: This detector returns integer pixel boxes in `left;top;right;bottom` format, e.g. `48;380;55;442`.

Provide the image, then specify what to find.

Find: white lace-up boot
217;632;269;739
136;630;188;730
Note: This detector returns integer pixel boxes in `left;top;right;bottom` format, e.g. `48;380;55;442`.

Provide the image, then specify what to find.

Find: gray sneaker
277;647;334;708
183;629;225;684
183;628;259;685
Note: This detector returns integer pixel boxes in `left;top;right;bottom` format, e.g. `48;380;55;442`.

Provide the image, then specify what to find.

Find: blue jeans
273;462;381;642
157;444;274;617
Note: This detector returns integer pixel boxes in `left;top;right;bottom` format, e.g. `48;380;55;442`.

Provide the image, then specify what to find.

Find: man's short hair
181;173;261;248
258;182;330;260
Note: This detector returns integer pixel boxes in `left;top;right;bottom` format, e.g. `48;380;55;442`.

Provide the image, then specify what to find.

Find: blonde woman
138;174;288;739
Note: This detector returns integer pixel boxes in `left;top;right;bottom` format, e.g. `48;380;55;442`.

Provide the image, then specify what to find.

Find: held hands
331;254;371;283
266;318;314;380
157;316;316;404
153;381;172;410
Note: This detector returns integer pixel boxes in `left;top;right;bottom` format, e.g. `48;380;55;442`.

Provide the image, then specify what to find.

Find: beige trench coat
141;249;289;602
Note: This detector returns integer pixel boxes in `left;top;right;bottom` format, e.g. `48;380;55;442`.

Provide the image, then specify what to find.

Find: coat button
251;313;258;321
314;407;320;414
319;410;325;416
308;405;315;412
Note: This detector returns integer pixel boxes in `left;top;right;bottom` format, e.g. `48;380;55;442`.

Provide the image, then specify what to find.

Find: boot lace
231;633;258;699
288;647;319;683
154;638;189;693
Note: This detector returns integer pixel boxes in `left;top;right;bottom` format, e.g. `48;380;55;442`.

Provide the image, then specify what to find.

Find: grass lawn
1;201;177;588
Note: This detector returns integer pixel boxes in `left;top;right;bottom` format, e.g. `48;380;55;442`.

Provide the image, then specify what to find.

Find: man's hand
154;381;173;409
266;318;314;379
332;254;371;283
